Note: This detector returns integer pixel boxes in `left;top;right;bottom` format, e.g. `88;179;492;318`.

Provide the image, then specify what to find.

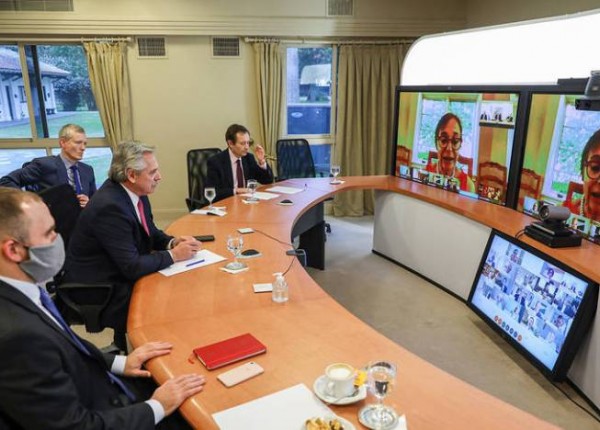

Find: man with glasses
205;124;273;203
0;124;96;208
426;113;475;193
564;129;600;222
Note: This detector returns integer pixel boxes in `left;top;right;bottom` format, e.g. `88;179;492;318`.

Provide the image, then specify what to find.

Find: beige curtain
83;41;133;149
253;42;283;165
333;44;407;216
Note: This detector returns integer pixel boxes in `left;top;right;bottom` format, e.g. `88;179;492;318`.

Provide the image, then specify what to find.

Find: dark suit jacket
0;155;96;196
62;180;173;330
0;280;154;429
205;149;274;202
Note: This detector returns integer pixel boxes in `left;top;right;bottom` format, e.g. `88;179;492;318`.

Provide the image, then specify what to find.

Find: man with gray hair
0;123;96;207
62;141;201;350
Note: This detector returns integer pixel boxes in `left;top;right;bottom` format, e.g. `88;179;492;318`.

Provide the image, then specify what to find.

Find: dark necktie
69;164;82;194
38;287;136;401
137;199;150;236
236;159;245;189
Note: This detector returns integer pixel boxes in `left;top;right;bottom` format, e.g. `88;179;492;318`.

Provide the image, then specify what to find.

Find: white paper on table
213;384;333;430
240;191;279;200
159;250;226;277
266;185;304;194
190;208;227;216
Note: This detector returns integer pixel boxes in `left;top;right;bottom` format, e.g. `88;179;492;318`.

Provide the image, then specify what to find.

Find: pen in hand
186;259;205;267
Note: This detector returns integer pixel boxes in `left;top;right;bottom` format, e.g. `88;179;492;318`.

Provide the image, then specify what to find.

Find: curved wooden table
129;176;580;430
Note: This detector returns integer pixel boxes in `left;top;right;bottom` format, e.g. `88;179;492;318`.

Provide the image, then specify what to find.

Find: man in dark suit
206;123;274;202
0;188;205;429
0;124;96;207
62;141;201;350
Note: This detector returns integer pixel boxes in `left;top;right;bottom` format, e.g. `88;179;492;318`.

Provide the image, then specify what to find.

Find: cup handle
325;380;335;397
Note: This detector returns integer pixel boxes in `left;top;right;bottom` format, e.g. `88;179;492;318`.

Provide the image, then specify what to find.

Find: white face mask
19;234;65;283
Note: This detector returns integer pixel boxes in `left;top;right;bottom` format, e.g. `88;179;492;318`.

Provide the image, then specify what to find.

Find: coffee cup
324;363;356;399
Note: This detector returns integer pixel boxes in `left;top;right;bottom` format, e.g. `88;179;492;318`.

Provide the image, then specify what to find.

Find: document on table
265;185;304;194
159;250;226;277
213;384;332;430
240;191;279;200
191;208;227;216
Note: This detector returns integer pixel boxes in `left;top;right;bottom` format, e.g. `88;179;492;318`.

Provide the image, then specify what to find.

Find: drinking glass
225;233;246;270
330;165;341;184
358;360;398;429
247;179;258;201
204;187;216;210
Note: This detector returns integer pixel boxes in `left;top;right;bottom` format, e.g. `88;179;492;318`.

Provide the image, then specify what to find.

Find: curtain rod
0;36;132;43
244;37;415;45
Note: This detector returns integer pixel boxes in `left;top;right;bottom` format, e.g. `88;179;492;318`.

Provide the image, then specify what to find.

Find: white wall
466;0;600;27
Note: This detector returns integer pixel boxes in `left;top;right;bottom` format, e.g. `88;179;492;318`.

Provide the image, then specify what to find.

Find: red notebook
193;333;267;370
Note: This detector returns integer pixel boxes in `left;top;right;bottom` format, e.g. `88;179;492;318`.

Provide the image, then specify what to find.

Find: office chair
36;185;114;334
276;139;331;233
276;138;317;180
186;148;222;211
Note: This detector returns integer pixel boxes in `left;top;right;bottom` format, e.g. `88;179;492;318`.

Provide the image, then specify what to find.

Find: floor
76;215;600;429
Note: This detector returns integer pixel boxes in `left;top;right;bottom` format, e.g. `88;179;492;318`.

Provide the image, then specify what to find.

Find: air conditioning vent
137;37;167;58
327;0;353;17
212;37;241;58
0;0;73;11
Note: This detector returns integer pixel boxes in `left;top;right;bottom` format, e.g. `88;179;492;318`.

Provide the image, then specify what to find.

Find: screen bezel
467;229;599;381
390;84;529;207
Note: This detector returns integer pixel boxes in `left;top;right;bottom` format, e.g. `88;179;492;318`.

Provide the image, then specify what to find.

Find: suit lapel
221;150;235;189
54;155;69;185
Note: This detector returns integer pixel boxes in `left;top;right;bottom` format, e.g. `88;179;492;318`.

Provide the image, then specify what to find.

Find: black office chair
36;185;114;335
276;139;331;233
186;148;221;211
276;139;316;180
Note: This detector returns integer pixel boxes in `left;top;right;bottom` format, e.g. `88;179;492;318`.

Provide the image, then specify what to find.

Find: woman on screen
426;113;475;192
563;130;600;222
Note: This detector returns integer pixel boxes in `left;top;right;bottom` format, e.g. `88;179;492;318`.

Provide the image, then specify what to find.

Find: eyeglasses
437;134;462;149
585;158;600;180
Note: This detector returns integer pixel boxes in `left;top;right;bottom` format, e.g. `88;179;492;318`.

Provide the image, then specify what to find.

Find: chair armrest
186;197;207;211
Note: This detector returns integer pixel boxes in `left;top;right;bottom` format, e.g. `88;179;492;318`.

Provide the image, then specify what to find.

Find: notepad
193;333;267;370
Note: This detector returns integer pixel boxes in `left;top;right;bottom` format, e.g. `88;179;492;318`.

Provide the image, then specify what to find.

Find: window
543;95;600;199
0;44;104;139
284;46;335;176
0;42;107;189
0;148;47;177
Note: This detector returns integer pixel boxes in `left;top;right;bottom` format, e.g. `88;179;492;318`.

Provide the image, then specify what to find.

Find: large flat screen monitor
468;230;598;380
518;90;600;243
393;86;522;206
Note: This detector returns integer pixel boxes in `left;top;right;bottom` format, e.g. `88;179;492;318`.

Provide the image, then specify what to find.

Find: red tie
236;159;245;188
137;199;150;236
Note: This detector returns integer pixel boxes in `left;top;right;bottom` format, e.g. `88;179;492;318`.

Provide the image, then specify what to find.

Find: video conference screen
468;231;597;379
519;92;600;243
394;88;520;206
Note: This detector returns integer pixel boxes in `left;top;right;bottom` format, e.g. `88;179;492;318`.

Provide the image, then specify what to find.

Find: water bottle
272;272;289;303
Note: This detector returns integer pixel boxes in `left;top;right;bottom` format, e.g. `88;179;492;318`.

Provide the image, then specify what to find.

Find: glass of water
330;165;341;184
358;360;398;429
225;233;246;271
247;179;258;201
204;187;216;210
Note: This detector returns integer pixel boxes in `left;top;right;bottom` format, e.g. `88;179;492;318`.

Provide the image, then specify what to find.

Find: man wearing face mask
0;188;206;429
61;141;201;351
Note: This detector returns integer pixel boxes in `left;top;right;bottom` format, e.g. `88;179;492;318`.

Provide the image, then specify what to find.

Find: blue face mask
19;234;65;283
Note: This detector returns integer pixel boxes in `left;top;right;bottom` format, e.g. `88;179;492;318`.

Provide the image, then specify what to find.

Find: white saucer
302;416;355;430
313;375;367;405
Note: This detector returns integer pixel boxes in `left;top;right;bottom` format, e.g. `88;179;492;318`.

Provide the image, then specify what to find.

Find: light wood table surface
128;176;587;429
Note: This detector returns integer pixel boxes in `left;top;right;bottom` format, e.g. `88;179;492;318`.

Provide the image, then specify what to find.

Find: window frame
0;42;109;154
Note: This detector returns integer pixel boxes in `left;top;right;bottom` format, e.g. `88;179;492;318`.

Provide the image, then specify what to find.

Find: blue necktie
38;287;135;401
69;164;82;195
